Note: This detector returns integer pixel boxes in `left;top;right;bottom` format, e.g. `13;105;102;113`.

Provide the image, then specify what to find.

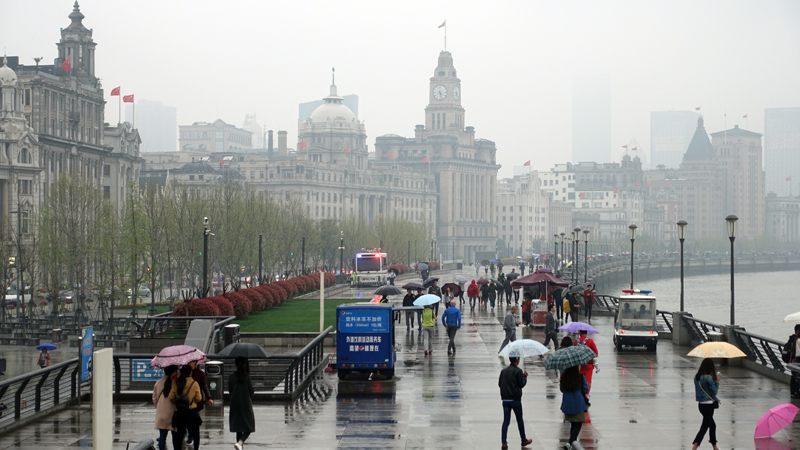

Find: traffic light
199;251;203;256
290;252;294;256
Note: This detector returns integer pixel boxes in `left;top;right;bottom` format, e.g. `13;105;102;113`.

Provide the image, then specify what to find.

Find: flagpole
133;101;135;129
724;112;727;144
118;88;121;126
444;24;447;51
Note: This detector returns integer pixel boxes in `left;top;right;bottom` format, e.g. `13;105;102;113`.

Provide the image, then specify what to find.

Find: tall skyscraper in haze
650;110;700;169
125;100;177;152
765;107;800;196
572;75;611;163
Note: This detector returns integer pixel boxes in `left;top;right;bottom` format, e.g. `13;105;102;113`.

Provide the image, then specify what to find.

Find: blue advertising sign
80;327;93;382
132;359;164;381
338;309;390;333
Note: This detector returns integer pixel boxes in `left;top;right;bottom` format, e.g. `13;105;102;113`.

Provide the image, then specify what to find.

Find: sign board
132;359;164;381
338;309;390;334
80;327;93;382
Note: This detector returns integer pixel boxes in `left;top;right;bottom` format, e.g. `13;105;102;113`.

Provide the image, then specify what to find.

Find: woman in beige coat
152;365;178;450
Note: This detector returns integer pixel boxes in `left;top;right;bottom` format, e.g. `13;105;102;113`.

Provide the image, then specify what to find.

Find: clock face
453;86;461;101
433;85;447;101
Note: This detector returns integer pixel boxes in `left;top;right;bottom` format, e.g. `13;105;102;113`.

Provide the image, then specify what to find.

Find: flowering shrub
255;285;275;307
171;298;221;317
428;262;441;271
324;272;336;287
269;284;290;305
207;296;235;317
224;292;252;319
240;288;265;312
388;264;409;275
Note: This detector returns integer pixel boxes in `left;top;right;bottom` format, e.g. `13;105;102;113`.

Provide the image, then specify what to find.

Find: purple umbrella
150;345;206;368
558;322;599;334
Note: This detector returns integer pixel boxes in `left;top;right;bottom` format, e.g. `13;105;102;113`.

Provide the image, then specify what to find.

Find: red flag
110;86;120;96
123;94;134;103
787;176;792;181
343;148;351;153
635;182;641;186
632;147;638;151
62;55;71;73
523;160;530;166
438;20;446;28
387;153;395;159
298;142;308;148
578;192;586;198
743;114;747;118
613;190;619;194
645;182;650;187
422;157;430;163
695;107;701;111
622;145;627;149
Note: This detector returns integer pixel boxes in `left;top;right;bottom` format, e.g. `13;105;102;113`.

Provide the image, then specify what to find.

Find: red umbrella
510;269;568;288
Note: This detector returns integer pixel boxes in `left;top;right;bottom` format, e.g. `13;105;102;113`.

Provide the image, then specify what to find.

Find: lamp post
258;234;263;286
628;224;637;289
726;215;738;325
583;229;590;284
553;234;559;271
573;227;581;283
202;217;212;298
677;220;687;311
559;232;565;273
408;240;411;267
339;231;345;275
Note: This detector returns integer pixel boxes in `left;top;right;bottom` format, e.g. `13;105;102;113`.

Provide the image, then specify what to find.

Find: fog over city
4;0;799;176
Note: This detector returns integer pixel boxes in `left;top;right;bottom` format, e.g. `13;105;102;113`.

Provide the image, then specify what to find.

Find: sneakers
234;443;243;450
501;445;508;449
521;438;533;447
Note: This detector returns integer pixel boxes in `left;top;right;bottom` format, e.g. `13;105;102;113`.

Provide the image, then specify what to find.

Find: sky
3;0;800;178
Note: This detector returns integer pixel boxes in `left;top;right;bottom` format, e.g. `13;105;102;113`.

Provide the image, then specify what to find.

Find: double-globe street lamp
726;214;738;325
573;227;581;283
628;224;637;289
559;232;566;274
677;220;688;312
583;229;590;284
554;234;560;272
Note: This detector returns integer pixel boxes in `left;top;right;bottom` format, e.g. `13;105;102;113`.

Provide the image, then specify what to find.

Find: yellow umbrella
687;341;746;359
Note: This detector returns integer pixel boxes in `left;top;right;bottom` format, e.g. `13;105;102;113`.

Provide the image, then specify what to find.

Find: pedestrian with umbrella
690;359;721;450
229;356;255;450
454;276;467;305
498;355;533;449
427;279;442;320
169;364;203;450
414;294;440;356
151;365;178;450
479;279;490;307
488;280;498;310
467;280;479;311
402;288;418;331
504;276;514;305
560;365;589;449
37;343;55;369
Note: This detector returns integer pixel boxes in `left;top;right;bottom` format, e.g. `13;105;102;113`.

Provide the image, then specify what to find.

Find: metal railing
657;310;674;333
733;329;788;374
682;315;722;343
283;326;331;394
0;357;88;434
134;315;235;340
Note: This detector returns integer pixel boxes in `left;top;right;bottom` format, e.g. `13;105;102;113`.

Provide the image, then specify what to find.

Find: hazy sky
4;0;800;177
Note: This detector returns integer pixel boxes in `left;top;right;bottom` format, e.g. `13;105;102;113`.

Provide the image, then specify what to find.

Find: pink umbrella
755;403;799;440
150;345;206;368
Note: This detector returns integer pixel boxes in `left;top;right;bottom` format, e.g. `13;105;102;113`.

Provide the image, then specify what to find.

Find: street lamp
583;229;590;284
677;220;688;312
726;214;738;325
573;227;581;283
202;217;214;298
553;234;559;271
628;224;637;289
559;232;565;274
339;231;345;275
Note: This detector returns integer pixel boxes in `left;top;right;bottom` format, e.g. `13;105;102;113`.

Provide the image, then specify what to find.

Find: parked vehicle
614;289;658;351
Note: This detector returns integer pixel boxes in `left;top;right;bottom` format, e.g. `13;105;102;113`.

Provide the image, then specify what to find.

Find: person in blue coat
441;300;462;355
560;366;589;449
691;359;721;450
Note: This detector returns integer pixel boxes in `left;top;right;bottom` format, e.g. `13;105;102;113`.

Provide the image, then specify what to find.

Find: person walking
422;305;436;356
475;262;480;277
387;270;396;286
543;303;560;351
229;356;255;450
562;294;571;324
37;349;50;369
560;366;589;449
553;286;565;322
456;280;466;305
467;280;479;311
403;288;417;331
428;280;442;321
414;288;424;329
786;324;800;397
480;281;490;307
583;285;595;321
569;293;581;324
504;279;514;305
691;359;721;450
575;330;599;402
169;365;203;450
488;281;497;310
499;305;519;353
521;293;532;327
442;300;462;355
498;356;533;449
490;262;496;277
184;359;213;446
151;365;178;450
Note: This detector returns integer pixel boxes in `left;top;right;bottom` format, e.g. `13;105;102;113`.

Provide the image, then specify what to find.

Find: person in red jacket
574;330;598;400
583;284;596;321
467;280;479;311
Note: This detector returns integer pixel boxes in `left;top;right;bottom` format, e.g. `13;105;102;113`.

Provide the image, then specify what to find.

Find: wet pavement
1;271;799;448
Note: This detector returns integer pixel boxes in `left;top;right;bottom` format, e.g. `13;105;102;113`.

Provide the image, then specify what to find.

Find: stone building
373;51;500;262
179;119;252;153
765;193;800;244
496;171;551;257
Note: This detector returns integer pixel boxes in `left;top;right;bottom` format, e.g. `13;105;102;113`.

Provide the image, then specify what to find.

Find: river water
606;270;798;342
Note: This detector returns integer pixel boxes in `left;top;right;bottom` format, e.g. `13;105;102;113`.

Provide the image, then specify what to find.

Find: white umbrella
499;339;550;368
454;275;467;283
784;311;800;323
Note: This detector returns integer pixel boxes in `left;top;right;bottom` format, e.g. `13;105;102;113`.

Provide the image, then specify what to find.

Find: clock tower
425;51;465;133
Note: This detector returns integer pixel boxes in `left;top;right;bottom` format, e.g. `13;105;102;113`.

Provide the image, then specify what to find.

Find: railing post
114;356;121;395
71;365;79;399
14;378;31;420
35;371;50;412
671;312;692;347
53;364;69;405
720;325;745;367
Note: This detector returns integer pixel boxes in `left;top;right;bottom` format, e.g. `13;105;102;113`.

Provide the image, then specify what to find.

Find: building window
103;186;111;198
103;164;111;176
20;211;29;234
189;175;195;180
199;175;204;180
18;180;31;195
18;148;29;164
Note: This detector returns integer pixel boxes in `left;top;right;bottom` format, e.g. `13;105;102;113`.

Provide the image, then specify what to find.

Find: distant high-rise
125;100;177;152
572;75;611;163
299;94;358;120
242;114;264;148
650;110;700;169
764;107;800;196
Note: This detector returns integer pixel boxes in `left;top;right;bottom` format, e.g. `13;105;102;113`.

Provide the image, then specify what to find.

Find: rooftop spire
69;1;85;26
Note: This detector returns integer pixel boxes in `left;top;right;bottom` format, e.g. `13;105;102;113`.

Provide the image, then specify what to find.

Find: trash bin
204;361;224;405
223;324;240;347
0;358;6;375
707;331;723;342
52;329;62;343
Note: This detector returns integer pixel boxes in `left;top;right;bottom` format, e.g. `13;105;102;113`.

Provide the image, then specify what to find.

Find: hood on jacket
470;280;477;285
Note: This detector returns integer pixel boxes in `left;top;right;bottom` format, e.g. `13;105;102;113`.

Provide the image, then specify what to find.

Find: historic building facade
496;171;551;256
373;51;500;262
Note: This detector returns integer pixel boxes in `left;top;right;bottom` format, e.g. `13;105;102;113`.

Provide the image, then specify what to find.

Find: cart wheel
383;369;394;380
337;369;350;380
614;337;622;351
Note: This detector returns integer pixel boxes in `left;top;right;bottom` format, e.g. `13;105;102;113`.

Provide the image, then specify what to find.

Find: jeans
569;421;583;444
585;303;593;320
172;425;200;450
236;431;251;443
499;329;516;352
447;326;458;353
422;327;434;352
406;311;418;329
501;400;526;444
157;429;169;450
433;302;439;318
469;297;477;309
490;298;496;308
543;331;559;350
514;290;520;303
693;403;717;445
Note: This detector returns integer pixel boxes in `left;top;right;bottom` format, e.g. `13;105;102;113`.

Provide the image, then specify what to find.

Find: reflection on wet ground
1;268;800;448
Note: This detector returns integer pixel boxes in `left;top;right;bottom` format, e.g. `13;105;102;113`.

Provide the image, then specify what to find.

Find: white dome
0;58;17;87
309;83;355;122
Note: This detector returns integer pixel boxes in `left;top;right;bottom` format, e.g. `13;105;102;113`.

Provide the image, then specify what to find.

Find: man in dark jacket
543;303;559;350
498;357;533;449
403;288;417;331
480;282;490;307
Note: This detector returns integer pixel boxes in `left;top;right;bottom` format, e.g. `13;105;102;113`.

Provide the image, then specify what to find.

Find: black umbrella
567;284;588;294
476;278;490;285
217;343;270;359
506;272;521;280
388;267;400;275
441;283;462;297
423;277;439;288
374;285;403;296
402;282;424;290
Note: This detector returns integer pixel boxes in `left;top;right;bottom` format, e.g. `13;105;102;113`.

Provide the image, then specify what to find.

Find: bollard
52;329;62;343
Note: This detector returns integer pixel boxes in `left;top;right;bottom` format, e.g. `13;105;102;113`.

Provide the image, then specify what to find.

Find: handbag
698;380;720;409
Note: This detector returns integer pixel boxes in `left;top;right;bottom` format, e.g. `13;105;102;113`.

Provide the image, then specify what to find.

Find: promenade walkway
0;283;798;448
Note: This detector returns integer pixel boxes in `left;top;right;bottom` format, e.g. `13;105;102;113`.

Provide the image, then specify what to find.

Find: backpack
175;380;196;410
782;335;796;364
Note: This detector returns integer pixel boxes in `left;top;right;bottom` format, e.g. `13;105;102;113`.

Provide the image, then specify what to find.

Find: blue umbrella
490;259;500;263
37;343;57;351
413;294;441;306
558;322;599;334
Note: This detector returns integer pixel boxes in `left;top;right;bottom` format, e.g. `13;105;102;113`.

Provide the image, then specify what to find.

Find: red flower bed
276;280;298;297
429;262;441;271
207;296;234;317
324;272;336;287
224;292;252;319
171;298;221;317
255;285;275;307
389;264;409;275
268;284;290;305
240;288;265;312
